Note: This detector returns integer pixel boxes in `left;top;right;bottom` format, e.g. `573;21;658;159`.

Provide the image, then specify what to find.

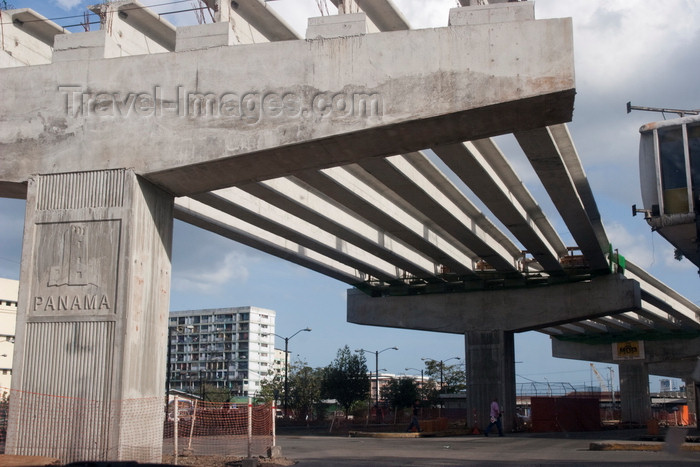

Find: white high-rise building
0;278;18;395
168;306;276;397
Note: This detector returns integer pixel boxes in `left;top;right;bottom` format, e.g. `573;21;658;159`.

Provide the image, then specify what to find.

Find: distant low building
0;278;18;395
168;306;276;397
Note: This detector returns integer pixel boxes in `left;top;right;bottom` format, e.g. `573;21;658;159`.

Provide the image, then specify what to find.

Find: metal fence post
247;396;252;459
173;395;179;465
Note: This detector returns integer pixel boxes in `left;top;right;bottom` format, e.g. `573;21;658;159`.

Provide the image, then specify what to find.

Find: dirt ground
161;454;297;466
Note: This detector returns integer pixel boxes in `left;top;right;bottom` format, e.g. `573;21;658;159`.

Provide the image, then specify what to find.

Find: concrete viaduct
0;0;698;462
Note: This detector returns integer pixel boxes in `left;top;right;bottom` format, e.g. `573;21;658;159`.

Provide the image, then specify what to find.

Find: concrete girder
571;320;611;334
636;301;686;331
239;178;441;279
190;188;405;283
593;316;634;332
626;261;700;327
401;151;526;262
347;274;641;333
540;300;683;340
548;124;609;249
174;197;368;285
514;127;609;271
0;9;66;67
470;138;568;256
356;154;521;274
539;327;564;336
0;18;575;197
548;323;587;335
642;292;700;329
88;1;177;52
432;140;565;274
205;0;301;41
330;0;411;31
295;167;479;277
615;311;657;330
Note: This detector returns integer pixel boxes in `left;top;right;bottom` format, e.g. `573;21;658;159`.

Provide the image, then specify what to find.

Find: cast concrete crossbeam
552;336;700;373
0;11;575;196
347;274;642;333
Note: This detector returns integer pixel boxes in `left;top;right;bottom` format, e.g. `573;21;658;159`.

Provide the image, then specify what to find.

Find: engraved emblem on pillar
31;220;119;316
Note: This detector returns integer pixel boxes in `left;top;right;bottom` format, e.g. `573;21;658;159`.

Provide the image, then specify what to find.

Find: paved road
276;430;700;466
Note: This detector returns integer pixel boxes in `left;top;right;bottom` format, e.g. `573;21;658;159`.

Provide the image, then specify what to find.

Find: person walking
406;399;421;432
484;398;503;437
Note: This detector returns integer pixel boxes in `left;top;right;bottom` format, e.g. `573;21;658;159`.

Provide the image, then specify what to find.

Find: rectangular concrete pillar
6;169;173;463
465;330;515;433
684;379;698;426
619;362;651;425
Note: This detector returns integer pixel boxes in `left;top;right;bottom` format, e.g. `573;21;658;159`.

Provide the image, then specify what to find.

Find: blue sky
1;0;699;393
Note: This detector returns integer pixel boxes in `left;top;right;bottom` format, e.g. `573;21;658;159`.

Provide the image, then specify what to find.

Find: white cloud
53;0;83;10
537;1;700;93
605;220;695;271
172;250;252;293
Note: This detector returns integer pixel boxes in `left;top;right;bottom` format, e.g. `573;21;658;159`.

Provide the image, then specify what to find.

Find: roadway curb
349;431;420;438
590;441;700;452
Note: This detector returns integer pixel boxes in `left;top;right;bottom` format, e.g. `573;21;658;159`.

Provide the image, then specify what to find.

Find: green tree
201;384;231;402
382;376;419;409
259;360;323;420
258;373;284;404
321;345;369;416
423;359;466;396
288;361;323;421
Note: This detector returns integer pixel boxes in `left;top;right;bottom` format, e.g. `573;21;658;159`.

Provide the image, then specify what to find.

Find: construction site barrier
0;388;274;463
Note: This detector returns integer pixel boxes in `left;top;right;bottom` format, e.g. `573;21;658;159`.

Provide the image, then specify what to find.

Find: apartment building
0;278;18;395
168;306;276;397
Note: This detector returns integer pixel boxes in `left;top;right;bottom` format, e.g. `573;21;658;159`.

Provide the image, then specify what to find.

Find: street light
274;327;311;417
421;356;460;394
355;346;398;422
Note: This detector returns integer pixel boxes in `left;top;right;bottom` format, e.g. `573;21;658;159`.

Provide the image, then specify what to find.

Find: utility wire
0;0;195;26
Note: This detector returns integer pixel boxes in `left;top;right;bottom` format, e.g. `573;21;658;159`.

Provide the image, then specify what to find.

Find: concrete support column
465;330;515;433
7;169;173;463
619;362;651;425
684;378;698;426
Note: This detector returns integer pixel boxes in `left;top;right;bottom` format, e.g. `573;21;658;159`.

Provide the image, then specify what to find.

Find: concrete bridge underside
1;0;699;461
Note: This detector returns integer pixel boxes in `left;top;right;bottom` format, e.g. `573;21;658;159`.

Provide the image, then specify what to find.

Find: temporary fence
163;396;274;462
0;388;274;463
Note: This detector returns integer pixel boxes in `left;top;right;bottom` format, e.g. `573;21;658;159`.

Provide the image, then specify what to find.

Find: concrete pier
6;170;173;462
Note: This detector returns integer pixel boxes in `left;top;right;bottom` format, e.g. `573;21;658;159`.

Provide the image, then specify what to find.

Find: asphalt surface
275;429;700;466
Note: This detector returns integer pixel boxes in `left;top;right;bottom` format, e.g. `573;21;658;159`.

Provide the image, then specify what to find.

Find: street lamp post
274;327;311;417
356;346;398;423
405;367;424;398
